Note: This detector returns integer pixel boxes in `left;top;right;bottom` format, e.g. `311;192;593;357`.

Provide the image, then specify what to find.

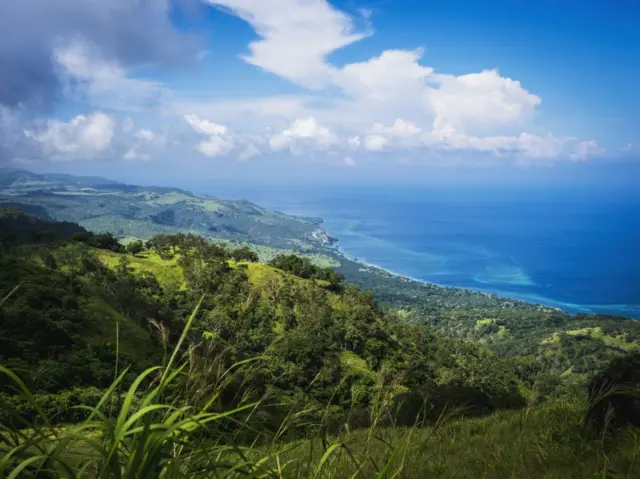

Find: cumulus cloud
21;112;169;163
363;134;388;151
269;117;337;151
184;114;228;135
199;1;599;162
196;135;235;157
0;0;606;165
335;49;432;102
372;119;422;137
569;140;604;161
123;128;166;161
429;70;542;136
183;113;235;158
134;129;156;142
25;112;115;160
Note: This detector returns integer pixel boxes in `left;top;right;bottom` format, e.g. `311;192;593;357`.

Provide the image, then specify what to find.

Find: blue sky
0;0;638;186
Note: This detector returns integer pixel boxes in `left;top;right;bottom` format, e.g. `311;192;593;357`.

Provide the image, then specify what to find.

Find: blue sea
203;183;640;318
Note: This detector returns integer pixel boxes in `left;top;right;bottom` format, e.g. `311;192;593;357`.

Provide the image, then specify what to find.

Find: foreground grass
4;380;639;478
274;397;640;478
2;295;639;478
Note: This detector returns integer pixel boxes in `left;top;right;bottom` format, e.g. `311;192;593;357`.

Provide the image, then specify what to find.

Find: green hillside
0;168;335;250
1;203;639;477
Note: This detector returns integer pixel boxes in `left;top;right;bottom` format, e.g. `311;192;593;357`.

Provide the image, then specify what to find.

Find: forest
1;207;639;478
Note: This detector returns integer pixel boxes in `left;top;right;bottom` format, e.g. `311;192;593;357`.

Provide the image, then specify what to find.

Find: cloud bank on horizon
0;0;635;170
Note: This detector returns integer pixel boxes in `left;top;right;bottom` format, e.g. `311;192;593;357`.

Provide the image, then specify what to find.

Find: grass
476;318;509;339
84;298;159;365
1;299;640;478
96;250;185;291
243;262;334;291
0;300;286;478
239;243;340;268
94;252;334;303
566;327;639;351
276;396;640;479
200;200;225;213
5;252;639;478
339;351;373;376
542;327;640;351
243;262;287;289
145;192;195;206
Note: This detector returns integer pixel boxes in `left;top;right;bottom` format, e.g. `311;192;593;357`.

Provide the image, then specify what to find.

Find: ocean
203;183;640;318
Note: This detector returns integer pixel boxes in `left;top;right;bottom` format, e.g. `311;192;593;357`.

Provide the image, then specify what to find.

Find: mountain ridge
0;168;334;250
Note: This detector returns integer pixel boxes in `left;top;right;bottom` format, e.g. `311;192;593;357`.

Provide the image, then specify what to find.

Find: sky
0;0;638;187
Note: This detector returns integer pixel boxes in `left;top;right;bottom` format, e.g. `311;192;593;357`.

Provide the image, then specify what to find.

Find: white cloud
184;114;228;135
123;128;165;161
569;140;604;161
124;147;151;161
343;156;356;167
269;116;337;151
431;131;565;160
11;2;604;166
25;112;114;159
204;0;369;88
363;134;388;151
372;119;422;137
517;133;566;160
429;70;542;136
336;49;432;101
348;136;361;148
183;113;236;158
134;129;155;141
196;135;234;157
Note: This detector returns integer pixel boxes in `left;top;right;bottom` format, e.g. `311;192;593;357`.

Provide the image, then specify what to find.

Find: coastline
259;194;639;321
324;237;640;320
328;245;553;309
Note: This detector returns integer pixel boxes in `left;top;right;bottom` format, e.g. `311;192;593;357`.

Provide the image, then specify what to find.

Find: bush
126;239;144;256
72;231;123;252
585;352;640;432
0;387;106;427
231;245;259;262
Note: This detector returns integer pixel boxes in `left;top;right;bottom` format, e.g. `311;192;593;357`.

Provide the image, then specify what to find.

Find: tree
231;246;259;263
126;240;144;256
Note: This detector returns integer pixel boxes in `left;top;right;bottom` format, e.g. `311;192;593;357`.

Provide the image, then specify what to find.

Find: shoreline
324;240;640;320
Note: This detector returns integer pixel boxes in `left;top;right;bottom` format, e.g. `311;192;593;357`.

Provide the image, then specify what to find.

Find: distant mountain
0;169;335;250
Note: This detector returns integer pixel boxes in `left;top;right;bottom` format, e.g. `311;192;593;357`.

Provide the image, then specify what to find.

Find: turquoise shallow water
203;184;640;318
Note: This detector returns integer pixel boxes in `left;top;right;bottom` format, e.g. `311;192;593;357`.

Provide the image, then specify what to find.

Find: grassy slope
89;250;640;478
277;396;640;478
4;246;640;477
97;252;376;380
96;250;185;290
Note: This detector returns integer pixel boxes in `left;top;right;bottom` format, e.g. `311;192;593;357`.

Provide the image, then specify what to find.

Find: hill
0;218;523;416
0;168;335;250
0;215;639;477
2;170;639;393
